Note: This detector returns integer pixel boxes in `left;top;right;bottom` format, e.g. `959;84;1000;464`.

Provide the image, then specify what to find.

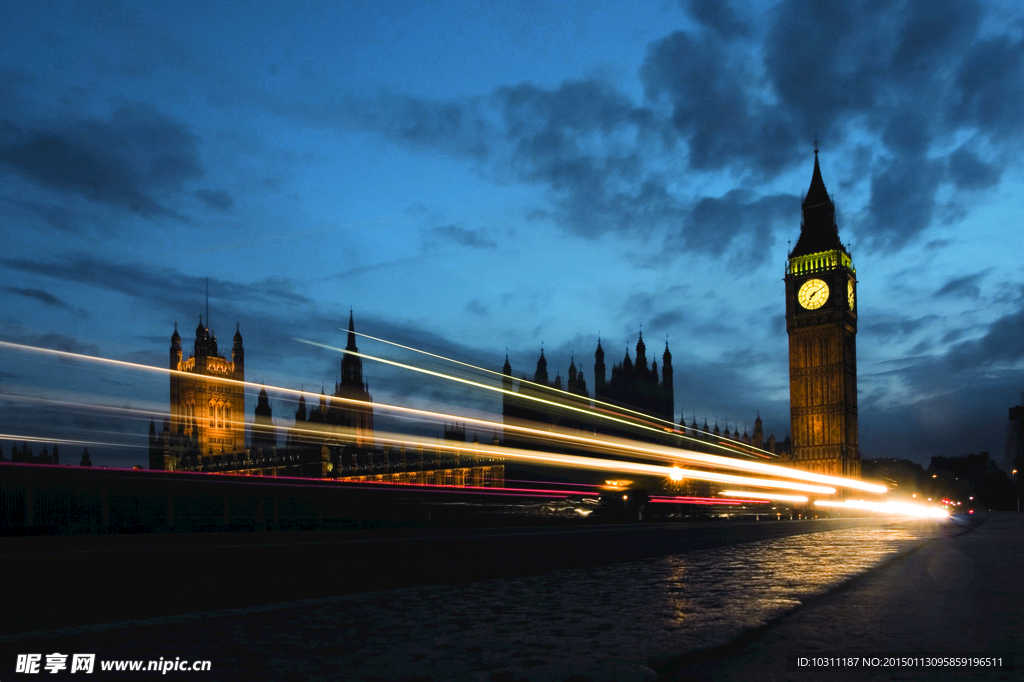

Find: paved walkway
656;512;1024;681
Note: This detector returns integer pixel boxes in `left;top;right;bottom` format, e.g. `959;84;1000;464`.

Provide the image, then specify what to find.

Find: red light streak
649;495;770;505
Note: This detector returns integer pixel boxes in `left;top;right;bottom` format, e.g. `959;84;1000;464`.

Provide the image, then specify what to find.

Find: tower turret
232;322;244;376
502;353;512;392
251;387;276;452
662;341;673;390
534;347;548;384
635;329;647;373
341;310;364;388
753;411;764;450
194;317;208;358
170;323;182;368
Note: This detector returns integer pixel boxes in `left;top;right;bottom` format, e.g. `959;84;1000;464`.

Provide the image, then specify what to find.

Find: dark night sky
1;0;1023;471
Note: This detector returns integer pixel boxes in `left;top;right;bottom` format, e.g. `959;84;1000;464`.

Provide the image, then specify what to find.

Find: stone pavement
656;513;1024;681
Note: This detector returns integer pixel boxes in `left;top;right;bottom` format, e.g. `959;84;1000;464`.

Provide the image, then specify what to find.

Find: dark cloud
3;286;69;308
865;155;945;248
934;274;983;299
684;0;748;38
941;328;967;344
679;190;795;258
428;225;496;249
857;375;1016;464
642;30;798;175
0;255;311;313
465;300;488;317
0;105;202;221
944;291;1024;372
947;146;1002;191
954;34;1024;135
862;314;940;342
195;189;234;211
8;333;101;356
336;0;1019;257
350;93;493;161
492;79;677;239
759;0;1009;247
649;311;684;331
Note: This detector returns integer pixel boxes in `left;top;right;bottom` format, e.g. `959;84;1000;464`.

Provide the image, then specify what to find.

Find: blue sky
1;0;1023;469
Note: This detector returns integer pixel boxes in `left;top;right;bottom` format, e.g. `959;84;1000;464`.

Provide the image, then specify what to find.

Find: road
2;517;891;635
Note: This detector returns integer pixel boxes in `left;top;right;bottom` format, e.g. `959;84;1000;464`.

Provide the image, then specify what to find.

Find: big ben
785;147;860;480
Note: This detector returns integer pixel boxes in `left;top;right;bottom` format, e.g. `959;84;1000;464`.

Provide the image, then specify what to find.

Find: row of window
180;400;234;429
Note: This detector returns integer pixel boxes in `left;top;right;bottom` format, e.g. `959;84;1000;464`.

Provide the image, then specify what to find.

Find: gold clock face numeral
797;278;829;310
848;280;855;310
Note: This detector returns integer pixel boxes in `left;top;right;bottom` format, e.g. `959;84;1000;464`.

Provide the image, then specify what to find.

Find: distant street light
1014;470;1019;512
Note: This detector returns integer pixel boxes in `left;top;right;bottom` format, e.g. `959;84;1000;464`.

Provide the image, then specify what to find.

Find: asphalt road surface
0;517;898;635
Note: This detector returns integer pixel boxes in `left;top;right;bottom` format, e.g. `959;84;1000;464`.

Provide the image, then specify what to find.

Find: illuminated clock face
797;278;829;310
847;280;855;310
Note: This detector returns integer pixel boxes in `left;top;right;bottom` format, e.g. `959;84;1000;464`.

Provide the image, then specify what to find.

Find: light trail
0;392;166;419
328;429;841;494
655;493;745;503
719;490;809;503
648;494;766;505
295;338;689;443
634;441;888;494
293;339;886;493
0;340;869;495
306;336;775;460
348;328;777;455
0;433;138;449
814;499;948;518
330;479;598;499
502;478;606;490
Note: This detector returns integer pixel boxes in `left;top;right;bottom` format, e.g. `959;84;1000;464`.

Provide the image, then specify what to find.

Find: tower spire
791;147;842;258
346;308;357;351
205;277;209;332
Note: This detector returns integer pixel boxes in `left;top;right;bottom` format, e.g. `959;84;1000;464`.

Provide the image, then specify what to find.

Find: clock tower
785;148;860;479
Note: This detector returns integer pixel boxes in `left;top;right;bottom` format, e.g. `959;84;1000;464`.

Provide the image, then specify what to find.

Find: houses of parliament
500;333;791;459
148;311;504;488
147;150;858;484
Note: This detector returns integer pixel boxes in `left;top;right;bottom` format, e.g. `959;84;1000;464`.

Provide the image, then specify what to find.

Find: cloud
862;314;941;342
864;154;945;248
943;290;1024;372
428;225;497;249
677;190;795;258
464;299;488;317
0;255;312;313
329;1;1018;259
947;146;1002;191
0;105;203;221
3;287;69;308
341;0;1022;257
954;34;1024;135
649;311;684;331
684;0;748;38
641;29;798;175
195;189;234;211
934;274;983;299
4;333;101;356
